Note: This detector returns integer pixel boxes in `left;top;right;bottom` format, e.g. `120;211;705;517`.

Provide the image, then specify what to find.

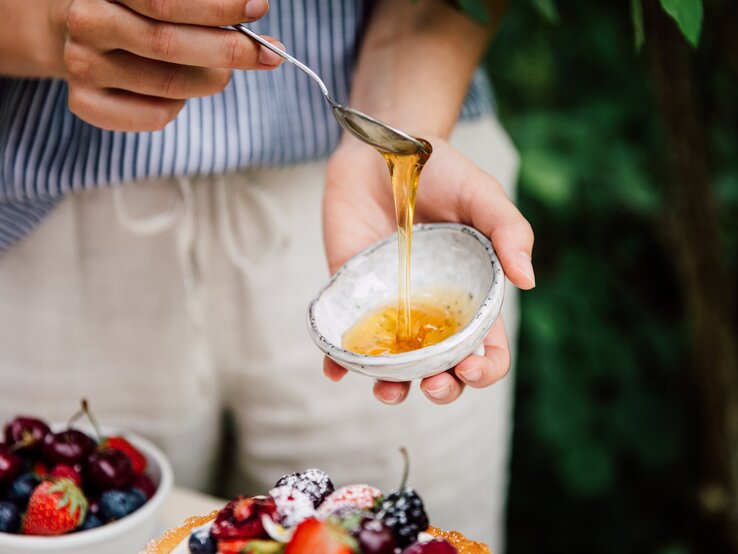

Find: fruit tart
145;451;490;554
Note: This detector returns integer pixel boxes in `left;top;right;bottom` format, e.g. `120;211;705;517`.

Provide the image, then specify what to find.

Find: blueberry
4;472;40;510
188;527;217;554
99;489;147;521
0;501;20;534
78;513;104;531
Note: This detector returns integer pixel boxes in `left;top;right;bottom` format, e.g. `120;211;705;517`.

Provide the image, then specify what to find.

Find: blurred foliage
484;0;737;553
457;0;704;46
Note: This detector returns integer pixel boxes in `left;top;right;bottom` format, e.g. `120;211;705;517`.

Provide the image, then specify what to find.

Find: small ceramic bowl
0;424;173;554
307;223;505;382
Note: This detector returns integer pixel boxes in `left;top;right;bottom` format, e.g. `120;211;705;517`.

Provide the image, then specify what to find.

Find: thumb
488;215;536;290
465;171;536;290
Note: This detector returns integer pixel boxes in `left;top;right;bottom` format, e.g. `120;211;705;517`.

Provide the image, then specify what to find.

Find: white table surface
158;487;227;530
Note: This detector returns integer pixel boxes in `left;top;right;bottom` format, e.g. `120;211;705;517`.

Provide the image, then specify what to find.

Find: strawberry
22;478;88;536
284;518;356;554
218;539;250;553
32;463;49;478
105;436;147;474
50;464;82;486
211;497;277;541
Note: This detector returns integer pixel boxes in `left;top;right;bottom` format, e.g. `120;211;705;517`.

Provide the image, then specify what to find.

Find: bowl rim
307;223;504;367
0;424;173;550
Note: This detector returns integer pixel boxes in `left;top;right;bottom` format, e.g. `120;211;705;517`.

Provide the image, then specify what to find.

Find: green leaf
530;0;559;23
659;0;703;47
457;0;491;24
630;0;645;50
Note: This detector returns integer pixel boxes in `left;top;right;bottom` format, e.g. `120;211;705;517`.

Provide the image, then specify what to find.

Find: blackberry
377;488;429;547
274;468;334;508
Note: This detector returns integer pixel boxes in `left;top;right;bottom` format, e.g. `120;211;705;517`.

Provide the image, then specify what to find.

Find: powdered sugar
269;486;316;528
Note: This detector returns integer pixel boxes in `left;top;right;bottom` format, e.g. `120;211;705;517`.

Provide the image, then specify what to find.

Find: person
0;0;534;550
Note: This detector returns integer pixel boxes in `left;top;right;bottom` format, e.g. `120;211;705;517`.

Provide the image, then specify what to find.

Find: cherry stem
398;447;410;491
8;434;35;453
67;407;85;430
80;399;105;443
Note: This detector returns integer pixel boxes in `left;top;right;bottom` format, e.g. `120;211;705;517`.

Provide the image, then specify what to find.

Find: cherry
4;417;50;454
0;445;23;489
356;518;397;554
86;449;133;491
42;429;96;465
131;473;157;499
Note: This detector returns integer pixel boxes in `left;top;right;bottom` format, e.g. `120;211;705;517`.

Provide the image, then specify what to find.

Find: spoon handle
231;24;331;100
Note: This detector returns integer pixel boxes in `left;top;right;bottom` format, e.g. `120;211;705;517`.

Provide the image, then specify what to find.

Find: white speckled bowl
307;223;505;382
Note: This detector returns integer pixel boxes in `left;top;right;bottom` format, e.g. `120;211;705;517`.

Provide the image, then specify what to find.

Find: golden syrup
341;137;476;356
343;288;475;355
381;142;431;342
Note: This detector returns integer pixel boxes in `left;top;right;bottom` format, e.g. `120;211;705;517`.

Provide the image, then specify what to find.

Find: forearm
349;0;503;139
0;0;68;78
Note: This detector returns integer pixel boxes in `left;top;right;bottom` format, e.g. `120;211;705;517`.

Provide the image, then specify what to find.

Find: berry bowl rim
0;423;174;551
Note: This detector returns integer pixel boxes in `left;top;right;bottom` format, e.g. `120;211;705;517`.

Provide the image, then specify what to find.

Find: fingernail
381;392;403;405
516;251;536;288
460;367;482;383
259;41;284;66
245;0;268;19
425;384;451;400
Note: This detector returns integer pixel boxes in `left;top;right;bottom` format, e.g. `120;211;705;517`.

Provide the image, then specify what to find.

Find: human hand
322;137;535;405
57;0;282;130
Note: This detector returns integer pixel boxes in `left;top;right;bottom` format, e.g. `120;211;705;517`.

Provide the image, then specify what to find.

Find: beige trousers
0;115;519;551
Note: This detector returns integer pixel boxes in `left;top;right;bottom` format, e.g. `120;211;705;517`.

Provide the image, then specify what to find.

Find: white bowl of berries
0;402;173;554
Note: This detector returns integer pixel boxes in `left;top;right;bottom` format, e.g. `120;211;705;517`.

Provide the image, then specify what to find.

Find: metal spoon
231;24;429;156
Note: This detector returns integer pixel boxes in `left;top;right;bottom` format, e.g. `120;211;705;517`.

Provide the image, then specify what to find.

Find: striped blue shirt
0;0;493;252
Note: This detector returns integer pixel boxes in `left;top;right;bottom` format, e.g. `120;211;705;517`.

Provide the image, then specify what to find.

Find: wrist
0;0;69;78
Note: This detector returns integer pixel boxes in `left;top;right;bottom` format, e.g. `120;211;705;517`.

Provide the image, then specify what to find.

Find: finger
69;1;284;69
416;150;535;290
115;0;270;25
373;381;411;405
66;45;232;99
323;357;348;382
67;83;185;131
419;372;465;405
465;170;536;290
454;317;511;388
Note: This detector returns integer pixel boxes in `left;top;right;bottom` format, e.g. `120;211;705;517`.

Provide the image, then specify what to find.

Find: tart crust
143;511;219;554
427;525;492;554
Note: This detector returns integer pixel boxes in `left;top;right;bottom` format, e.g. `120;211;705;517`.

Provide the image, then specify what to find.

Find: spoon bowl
307;224;505;382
